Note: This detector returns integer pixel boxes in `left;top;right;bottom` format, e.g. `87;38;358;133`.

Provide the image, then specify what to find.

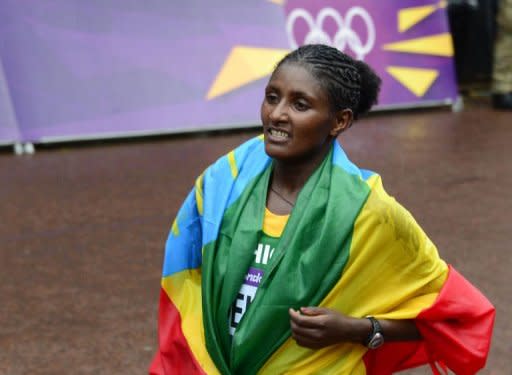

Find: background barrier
0;0;457;145
0;60;21;145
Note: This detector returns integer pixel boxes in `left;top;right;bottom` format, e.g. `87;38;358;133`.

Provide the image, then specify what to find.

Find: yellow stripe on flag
260;174;448;373
162;271;220;374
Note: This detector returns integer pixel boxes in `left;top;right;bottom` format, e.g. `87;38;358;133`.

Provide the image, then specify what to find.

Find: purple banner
285;0;458;108
0;0;457;144
0;60;21;144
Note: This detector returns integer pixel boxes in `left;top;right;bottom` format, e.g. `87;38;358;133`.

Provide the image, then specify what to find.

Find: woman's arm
289;307;420;349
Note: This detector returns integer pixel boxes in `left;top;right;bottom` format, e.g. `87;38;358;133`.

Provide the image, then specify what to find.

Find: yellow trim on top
263;207;289;237
227;150;238;178
171;218;179;236
195;173;204;215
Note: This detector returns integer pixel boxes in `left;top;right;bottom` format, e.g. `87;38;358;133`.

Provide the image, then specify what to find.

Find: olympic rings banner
0;0;457;144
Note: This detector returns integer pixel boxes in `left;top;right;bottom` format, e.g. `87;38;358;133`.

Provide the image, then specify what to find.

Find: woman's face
261;63;340;164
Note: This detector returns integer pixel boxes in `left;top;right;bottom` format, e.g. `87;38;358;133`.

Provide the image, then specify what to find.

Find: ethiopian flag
149;136;494;374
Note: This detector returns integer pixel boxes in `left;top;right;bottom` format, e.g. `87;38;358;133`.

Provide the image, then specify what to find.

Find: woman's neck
272;141;333;193
272;161;316;193
267;141;334;214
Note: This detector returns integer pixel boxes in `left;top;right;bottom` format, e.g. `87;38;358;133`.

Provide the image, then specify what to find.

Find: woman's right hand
288;307;371;349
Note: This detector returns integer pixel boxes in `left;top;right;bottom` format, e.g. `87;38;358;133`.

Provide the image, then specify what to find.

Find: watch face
368;332;384;349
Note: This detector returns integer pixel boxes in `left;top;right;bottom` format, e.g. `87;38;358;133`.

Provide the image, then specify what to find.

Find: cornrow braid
273;44;381;120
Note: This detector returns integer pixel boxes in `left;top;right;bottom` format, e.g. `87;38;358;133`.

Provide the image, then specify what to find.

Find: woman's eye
266;94;278;104
294;101;309;111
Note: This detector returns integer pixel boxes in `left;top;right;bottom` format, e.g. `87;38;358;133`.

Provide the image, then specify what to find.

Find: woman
150;45;494;374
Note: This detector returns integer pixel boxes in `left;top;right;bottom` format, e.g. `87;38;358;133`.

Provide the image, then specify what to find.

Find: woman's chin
264;142;288;160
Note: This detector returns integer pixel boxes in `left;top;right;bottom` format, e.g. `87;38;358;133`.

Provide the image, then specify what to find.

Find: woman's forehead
268;63;326;96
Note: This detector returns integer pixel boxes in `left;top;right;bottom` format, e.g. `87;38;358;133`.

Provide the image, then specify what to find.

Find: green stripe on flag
202;146;371;374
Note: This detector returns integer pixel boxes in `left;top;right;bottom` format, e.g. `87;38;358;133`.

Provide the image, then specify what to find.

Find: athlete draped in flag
150;45;495;374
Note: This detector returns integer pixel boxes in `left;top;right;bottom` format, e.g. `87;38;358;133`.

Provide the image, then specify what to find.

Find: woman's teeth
270;129;288;138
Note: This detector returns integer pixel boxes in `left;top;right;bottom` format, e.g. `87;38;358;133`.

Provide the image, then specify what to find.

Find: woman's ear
330;109;353;137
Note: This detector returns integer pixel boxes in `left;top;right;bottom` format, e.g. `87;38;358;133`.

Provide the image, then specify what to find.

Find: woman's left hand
289;307;368;349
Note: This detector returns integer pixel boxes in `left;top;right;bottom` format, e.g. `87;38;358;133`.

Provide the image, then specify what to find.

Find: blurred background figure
492;0;512;109
448;0;498;99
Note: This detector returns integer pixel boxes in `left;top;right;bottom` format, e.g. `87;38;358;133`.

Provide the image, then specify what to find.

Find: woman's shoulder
358;174;433;256
204;135;269;181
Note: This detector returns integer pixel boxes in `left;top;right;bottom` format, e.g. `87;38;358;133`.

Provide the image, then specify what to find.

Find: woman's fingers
289;308;326;328
289;307;348;348
290;316;320;337
290;324;323;348
290;308;331;346
300;306;329;316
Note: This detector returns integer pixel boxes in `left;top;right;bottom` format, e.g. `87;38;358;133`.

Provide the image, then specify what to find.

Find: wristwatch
364;316;384;349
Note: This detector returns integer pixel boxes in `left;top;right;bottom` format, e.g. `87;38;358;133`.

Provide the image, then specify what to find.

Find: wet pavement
1;98;510;374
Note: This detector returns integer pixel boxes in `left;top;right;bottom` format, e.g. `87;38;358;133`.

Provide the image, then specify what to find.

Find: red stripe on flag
415;266;495;374
363;266;494;374
363;341;429;374
149;288;206;375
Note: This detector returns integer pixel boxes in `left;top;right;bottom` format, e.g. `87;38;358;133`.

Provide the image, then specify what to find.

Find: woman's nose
269;101;288;123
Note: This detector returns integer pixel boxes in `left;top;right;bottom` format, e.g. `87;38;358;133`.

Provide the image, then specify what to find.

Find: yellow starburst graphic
382;33;453;57
383;0;453;97
398;1;447;33
207;46;289;100
386;66;440;97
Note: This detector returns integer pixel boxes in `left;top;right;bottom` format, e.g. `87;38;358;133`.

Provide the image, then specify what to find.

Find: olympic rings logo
286;7;376;61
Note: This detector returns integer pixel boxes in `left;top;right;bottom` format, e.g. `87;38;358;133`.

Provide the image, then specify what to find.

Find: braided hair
273;44;382;120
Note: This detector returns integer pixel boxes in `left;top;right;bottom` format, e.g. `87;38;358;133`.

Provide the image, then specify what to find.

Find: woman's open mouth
267;128;290;142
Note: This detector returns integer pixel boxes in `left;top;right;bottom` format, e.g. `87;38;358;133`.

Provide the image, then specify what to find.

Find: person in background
150;44;495;374
492;0;512;109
